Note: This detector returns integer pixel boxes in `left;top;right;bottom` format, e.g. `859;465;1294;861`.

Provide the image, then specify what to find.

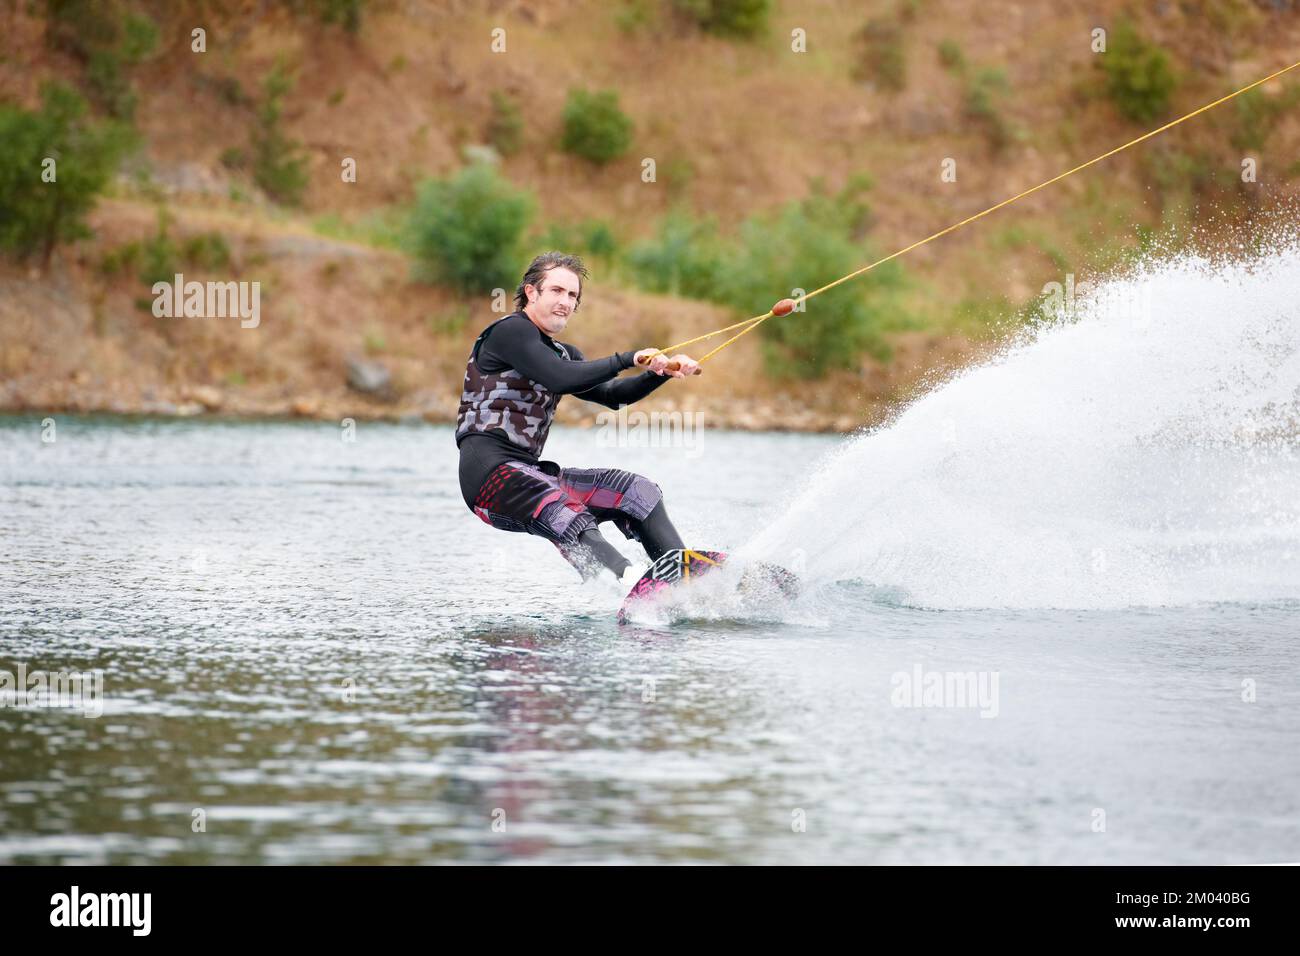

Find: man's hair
514;252;589;312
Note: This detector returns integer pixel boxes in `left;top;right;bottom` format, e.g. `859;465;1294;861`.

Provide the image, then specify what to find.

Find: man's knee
560;467;663;522
537;500;596;547
618;471;664;521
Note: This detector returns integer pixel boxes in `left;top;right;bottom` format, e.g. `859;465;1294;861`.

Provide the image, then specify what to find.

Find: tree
0;84;135;266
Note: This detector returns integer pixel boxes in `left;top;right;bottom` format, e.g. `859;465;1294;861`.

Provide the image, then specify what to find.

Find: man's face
524;267;581;336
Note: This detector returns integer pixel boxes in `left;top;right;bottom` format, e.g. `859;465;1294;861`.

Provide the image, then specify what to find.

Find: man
455;251;702;586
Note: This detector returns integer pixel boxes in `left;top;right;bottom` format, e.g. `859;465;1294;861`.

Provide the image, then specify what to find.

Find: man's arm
564;343;669;409
478;315;637;394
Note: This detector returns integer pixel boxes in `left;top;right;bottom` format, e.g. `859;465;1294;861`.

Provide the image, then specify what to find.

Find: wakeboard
617;548;800;624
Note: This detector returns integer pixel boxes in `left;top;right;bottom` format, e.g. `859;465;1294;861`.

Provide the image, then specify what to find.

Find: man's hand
663;354;701;378
634;349;670;374
634;350;703;377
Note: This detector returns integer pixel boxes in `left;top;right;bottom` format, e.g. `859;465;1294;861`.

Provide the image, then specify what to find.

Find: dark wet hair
514;252;589;312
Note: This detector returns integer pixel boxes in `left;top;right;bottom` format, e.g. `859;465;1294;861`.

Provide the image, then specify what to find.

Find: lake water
1;414;1296;865
2;246;1299;864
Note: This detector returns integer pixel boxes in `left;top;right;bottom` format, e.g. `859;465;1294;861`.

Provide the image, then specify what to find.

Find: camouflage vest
454;314;571;457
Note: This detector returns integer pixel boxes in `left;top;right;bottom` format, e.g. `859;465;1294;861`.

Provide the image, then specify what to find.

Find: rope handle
634;353;703;375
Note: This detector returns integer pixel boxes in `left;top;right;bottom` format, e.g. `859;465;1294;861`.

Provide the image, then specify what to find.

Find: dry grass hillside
2;0;1299;429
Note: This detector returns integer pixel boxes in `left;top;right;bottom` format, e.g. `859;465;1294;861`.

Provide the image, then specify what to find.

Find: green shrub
965;67;1013;149
1140;145;1222;197
119;12;159;62
1232;84;1300;151
312;208;405;250
43;0;118;59
487;90;524;157
99;209;177;286
835;172;876;237
219;146;247;170
625;211;726;300
405;165;534;293
534;220;619;261
727;190;898;379
219;77;251;107
584;221;619;259
44;2;157;120
852;18;906;92
0;84;135;264
1102;19;1177;123
616;0;658;33
937;38;965;72
85;48;135;119
428;305;470;336
137;222;179;287
671;0;769;38
100;211;231;287
252;61;309;205
561;88;633;164
314;0;364;33
626;179;903;378
662;156;695;193
182;232;232;271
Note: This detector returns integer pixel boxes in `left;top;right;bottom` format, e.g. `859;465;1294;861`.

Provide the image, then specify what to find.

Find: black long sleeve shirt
475;314;668;409
457;314;670;503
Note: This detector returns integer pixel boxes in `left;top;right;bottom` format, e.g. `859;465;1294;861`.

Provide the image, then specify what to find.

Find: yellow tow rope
645;58;1300;370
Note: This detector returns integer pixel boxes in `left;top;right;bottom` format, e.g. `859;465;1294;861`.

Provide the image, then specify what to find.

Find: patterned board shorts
471;459;663;551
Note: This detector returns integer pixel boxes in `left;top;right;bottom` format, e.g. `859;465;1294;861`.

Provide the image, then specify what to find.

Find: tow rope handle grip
636;354;704;375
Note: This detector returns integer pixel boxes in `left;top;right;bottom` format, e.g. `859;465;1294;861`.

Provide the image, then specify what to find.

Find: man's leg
561;527;632;580
621;499;686;561
557;467;685;562
471;461;630;580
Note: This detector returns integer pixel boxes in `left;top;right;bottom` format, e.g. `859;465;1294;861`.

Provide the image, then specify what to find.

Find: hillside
2;0;1299;430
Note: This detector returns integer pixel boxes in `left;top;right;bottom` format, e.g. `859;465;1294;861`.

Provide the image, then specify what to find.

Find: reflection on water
1;416;1298;863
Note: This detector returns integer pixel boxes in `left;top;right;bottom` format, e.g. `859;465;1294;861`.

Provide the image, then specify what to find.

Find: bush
965;67;1013;150
487;90;524;157
252;61;309;205
405;165;534;293
43;0;118;59
727;189;898;379
0;84;135;265
1102;19;1177;123
314;0;364;33
44;2;158;120
1140;145;1221;197
137;223;179;287
671;0;769;38
182;232;232;271
616;0;658;34
219;146;247;170
625;179;903;378
937;38;965;72
561;88;633;165
100;211;231;287
534;219;619;261
312;208;405;250
625;211;726;300
852;18;906;92
1232;84;1300;151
